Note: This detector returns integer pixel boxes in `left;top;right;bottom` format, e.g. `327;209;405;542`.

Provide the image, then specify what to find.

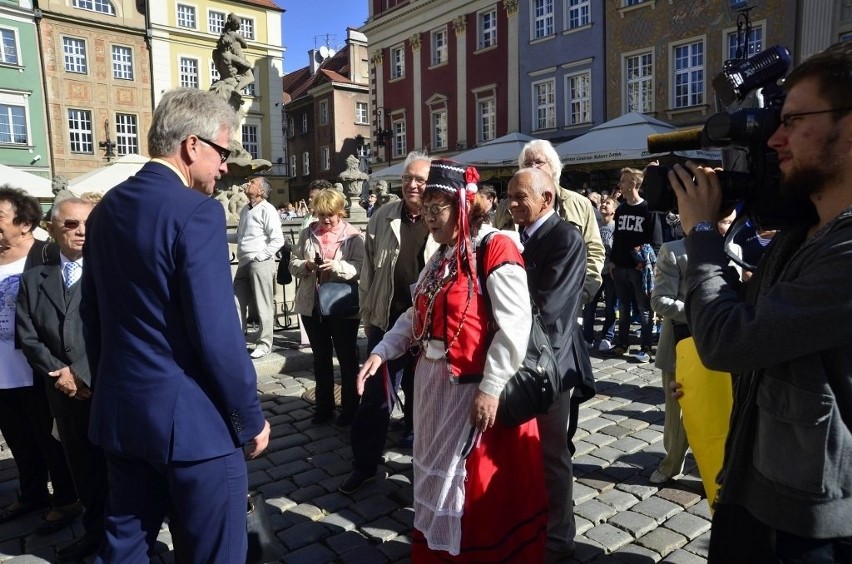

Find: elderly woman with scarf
357;161;547;562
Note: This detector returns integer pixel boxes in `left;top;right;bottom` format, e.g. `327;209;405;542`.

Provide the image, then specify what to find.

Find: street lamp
730;1;757;62
374;107;392;162
99;119;117;162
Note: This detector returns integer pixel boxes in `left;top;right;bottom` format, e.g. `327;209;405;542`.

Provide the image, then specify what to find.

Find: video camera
642;45;817;230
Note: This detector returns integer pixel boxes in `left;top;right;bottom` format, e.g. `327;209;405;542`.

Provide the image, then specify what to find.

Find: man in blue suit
508;167;594;562
81;88;270;563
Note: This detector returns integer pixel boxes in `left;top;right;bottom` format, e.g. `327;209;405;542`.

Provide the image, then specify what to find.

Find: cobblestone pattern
0;328;712;563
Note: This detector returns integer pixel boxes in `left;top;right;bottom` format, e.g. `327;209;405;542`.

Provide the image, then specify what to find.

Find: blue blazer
81;162;265;463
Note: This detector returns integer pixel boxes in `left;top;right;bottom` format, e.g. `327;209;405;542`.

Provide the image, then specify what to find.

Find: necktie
64;261;80;288
520;230;529;245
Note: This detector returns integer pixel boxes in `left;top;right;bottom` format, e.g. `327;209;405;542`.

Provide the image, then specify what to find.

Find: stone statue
338;155;369;221
51;175;75;204
374;179;399;207
333;182;344;194
211;13;255;111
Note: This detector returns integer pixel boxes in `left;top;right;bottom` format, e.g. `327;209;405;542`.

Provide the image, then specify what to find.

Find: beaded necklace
411;245;473;355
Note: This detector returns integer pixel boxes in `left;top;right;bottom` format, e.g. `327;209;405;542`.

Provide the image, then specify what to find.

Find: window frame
319;100;329;126
392;118;406;158
565;70;592;126
531;0;555;40
178;56;200;89
62;36;88;74
301;113;308;133
176;3;197;29
355;101;369;125
724;20;765;61
0;27;20;66
671;37;705;109
302;151;310;176
478;8;498;50
0;102;29;145
321;146;330;171
623;49;654;114
238;17;255;40
67;108;94;154
431;26;448;67
390;45;405;80
431;108;447;150
242;123;260;159
289;154;296;177
111;45;134;80
477;97;496;143
208;10;226;35
566;0;591;30
532;78;556;131
72;0;115;15
114;113;138;155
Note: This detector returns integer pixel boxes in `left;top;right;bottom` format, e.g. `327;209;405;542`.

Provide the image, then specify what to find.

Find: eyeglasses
401;174;427;187
418;203;452;218
59;219;86;230
780;107;852;130
523;158;548;168
195;135;231;163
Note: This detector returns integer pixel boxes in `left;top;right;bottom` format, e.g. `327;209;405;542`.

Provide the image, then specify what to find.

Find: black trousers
0;382;76;507
301;313;360;417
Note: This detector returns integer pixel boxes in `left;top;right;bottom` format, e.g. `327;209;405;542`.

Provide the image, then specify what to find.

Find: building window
208;10;225;34
72;0;115;15
301;113;308;133
114;113;138;155
321;146;330;171
727;24;763;60
111;46;133;80
68;109;93;153
319;100;329;125
0;29;19;65
176;4;196;29
210;60;220;83
289;154;296;177
673;40;704;108
242;124;259;158
287;117;294;138
390;45;404;79
179;57;199;88
63;37;87;74
567;0;590;29
625;51;653;113
241;79;255;97
624;0;647;5
566;71;591;125
355;102;368;124
477;97;496;143
392;119;406;158
302;151;310;176
431;27;447;66
239;18;254;40
431;110;447;150
0;104;27;144
532;0;554;40
478;9;497;49
533;79;556;130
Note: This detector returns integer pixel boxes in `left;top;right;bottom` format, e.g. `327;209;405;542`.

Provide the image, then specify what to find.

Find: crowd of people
0;40;851;563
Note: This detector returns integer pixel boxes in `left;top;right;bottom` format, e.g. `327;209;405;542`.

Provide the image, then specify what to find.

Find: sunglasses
195;135;231;163
59;219;86;230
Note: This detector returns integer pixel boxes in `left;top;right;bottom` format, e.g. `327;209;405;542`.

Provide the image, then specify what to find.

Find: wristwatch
690;221;715;235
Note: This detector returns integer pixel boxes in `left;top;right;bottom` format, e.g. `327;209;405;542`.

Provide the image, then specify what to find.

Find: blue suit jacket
81;162;265;463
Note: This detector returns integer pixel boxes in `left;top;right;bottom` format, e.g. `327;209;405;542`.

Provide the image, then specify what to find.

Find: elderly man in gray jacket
339;152;438;494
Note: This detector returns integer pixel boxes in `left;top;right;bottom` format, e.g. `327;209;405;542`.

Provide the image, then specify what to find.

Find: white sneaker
598;339;613;352
649;469;671;485
634;349;651;363
250;347;268;359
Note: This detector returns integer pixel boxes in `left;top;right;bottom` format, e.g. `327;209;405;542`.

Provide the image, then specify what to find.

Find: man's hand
357;354;384;395
48;366;78;398
246;420;270;459
668;161;722;234
73;379;92;400
469;390;499;432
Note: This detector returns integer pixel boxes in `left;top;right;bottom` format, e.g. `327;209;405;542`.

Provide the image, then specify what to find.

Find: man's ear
542;190;554;208
183;136;199;164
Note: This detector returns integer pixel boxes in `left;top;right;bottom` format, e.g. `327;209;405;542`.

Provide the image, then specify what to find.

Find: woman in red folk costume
357;160;547;561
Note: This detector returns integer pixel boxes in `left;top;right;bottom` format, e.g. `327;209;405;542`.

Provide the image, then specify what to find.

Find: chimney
309;49;321;75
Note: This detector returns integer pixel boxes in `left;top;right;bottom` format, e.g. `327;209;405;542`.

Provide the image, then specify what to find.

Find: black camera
643;45;817;230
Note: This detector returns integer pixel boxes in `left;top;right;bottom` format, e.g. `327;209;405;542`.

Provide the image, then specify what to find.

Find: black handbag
478;232;561;427
317;282;359;317
246;490;283;564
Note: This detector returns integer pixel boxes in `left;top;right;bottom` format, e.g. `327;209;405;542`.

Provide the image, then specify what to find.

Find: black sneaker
339;470;376;494
311;411;333;425
610;344;628;355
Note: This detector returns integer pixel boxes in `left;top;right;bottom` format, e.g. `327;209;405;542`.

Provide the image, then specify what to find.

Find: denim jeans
582;273;616;343
612;266;653;350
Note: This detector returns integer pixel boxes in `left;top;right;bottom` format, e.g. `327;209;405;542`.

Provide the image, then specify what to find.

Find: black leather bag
317;282;359;317
246;490;283;564
478;232;561;427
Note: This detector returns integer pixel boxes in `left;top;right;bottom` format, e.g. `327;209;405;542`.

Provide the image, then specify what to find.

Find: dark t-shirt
611;199;662;268
389;210;428;324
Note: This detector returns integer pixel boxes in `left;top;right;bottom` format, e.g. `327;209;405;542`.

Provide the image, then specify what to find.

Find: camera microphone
646;127;704;153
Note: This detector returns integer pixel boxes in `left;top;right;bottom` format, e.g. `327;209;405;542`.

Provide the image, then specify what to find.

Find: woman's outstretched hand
469;390;499;432
357;354;385;395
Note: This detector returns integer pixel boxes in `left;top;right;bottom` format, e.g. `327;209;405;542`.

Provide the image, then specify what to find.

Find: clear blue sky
279;0;369;73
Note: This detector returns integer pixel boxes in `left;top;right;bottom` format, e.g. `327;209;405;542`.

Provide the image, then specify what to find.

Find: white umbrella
0;163;53;198
556;112;720;165
368;160;407;182
452;132;537;167
69;153;149;196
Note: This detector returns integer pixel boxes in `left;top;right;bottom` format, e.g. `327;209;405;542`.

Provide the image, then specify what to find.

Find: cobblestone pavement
0;326;711;563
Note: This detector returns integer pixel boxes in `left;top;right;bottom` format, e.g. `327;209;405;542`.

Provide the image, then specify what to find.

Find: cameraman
669;41;852;563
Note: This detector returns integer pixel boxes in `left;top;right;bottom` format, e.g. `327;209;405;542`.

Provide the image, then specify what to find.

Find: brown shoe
35;501;83;535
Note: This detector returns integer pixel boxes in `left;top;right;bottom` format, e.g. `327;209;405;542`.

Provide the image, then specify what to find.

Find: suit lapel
40;265;68;313
523;213;560;256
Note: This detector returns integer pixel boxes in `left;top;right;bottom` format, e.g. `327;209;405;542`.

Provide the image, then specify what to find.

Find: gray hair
255;176;271;199
512;167;556;199
403;150;431;169
147;88;239;158
518;139;562;186
50;197;93;221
